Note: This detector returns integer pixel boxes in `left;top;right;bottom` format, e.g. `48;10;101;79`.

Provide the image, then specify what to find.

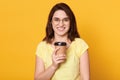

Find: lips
57;27;65;31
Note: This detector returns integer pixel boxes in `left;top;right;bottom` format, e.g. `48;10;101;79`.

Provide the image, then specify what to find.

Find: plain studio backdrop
0;0;120;80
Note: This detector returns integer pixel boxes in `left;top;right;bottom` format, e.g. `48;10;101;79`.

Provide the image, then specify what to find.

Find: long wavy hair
43;3;80;43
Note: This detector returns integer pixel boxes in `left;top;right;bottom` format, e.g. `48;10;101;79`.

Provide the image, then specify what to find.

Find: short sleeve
35;42;44;58
75;38;89;57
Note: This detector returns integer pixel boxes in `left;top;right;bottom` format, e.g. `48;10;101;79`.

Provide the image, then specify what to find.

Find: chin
57;33;67;36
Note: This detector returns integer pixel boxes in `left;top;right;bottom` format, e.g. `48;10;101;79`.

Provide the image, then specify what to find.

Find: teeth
57;27;65;31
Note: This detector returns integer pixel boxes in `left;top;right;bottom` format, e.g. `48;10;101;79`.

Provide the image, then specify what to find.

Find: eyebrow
53;17;69;19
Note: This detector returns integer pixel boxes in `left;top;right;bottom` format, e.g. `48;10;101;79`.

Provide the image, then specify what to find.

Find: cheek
52;24;57;32
51;23;55;29
66;23;70;30
67;27;70;32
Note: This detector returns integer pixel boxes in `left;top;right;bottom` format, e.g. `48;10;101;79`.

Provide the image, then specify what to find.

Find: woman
34;2;90;80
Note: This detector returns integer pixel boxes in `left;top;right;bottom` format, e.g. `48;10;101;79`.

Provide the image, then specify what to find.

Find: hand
52;48;66;69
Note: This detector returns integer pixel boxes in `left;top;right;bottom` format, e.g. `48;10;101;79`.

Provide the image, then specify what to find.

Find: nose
58;20;64;26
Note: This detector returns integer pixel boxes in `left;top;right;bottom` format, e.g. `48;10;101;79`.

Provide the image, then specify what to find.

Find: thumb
53;47;60;55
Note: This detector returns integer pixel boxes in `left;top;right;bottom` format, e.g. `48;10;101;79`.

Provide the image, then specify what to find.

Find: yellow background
0;0;120;80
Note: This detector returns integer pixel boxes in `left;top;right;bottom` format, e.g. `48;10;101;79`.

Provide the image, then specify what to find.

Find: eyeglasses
52;17;70;25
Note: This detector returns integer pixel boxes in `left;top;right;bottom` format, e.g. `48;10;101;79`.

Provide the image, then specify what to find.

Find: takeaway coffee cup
54;42;67;56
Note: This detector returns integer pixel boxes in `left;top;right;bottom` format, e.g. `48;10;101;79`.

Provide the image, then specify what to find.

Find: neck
54;35;68;42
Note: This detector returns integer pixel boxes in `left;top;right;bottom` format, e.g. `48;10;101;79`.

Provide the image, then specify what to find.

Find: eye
63;18;69;22
53;18;59;21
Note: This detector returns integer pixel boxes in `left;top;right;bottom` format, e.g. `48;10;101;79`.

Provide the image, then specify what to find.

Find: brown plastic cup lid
54;42;66;46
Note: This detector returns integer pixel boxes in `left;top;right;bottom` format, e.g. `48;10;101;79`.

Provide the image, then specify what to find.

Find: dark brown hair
43;3;80;43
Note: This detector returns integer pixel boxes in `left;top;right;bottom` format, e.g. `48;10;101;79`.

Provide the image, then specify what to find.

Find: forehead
53;10;68;18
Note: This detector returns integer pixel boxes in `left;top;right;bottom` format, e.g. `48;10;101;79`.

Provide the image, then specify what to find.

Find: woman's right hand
52;48;66;69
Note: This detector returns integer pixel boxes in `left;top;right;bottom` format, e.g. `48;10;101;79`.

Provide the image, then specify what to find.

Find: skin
52;10;70;38
34;10;90;80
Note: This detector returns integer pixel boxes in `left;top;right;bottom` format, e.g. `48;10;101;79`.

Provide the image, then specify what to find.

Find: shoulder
75;38;84;42
37;41;48;49
74;38;89;49
74;38;88;44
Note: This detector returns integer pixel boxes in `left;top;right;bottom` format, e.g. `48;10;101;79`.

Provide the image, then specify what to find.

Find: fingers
54;55;66;64
55;56;66;61
52;53;66;67
52;48;66;68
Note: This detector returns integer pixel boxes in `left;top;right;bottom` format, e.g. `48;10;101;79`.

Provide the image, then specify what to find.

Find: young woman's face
52;10;70;37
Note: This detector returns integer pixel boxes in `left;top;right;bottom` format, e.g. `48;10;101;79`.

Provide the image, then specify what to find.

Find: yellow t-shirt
36;38;89;80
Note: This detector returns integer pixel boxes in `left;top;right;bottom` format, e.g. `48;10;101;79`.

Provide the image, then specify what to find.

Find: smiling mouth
57;27;65;31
